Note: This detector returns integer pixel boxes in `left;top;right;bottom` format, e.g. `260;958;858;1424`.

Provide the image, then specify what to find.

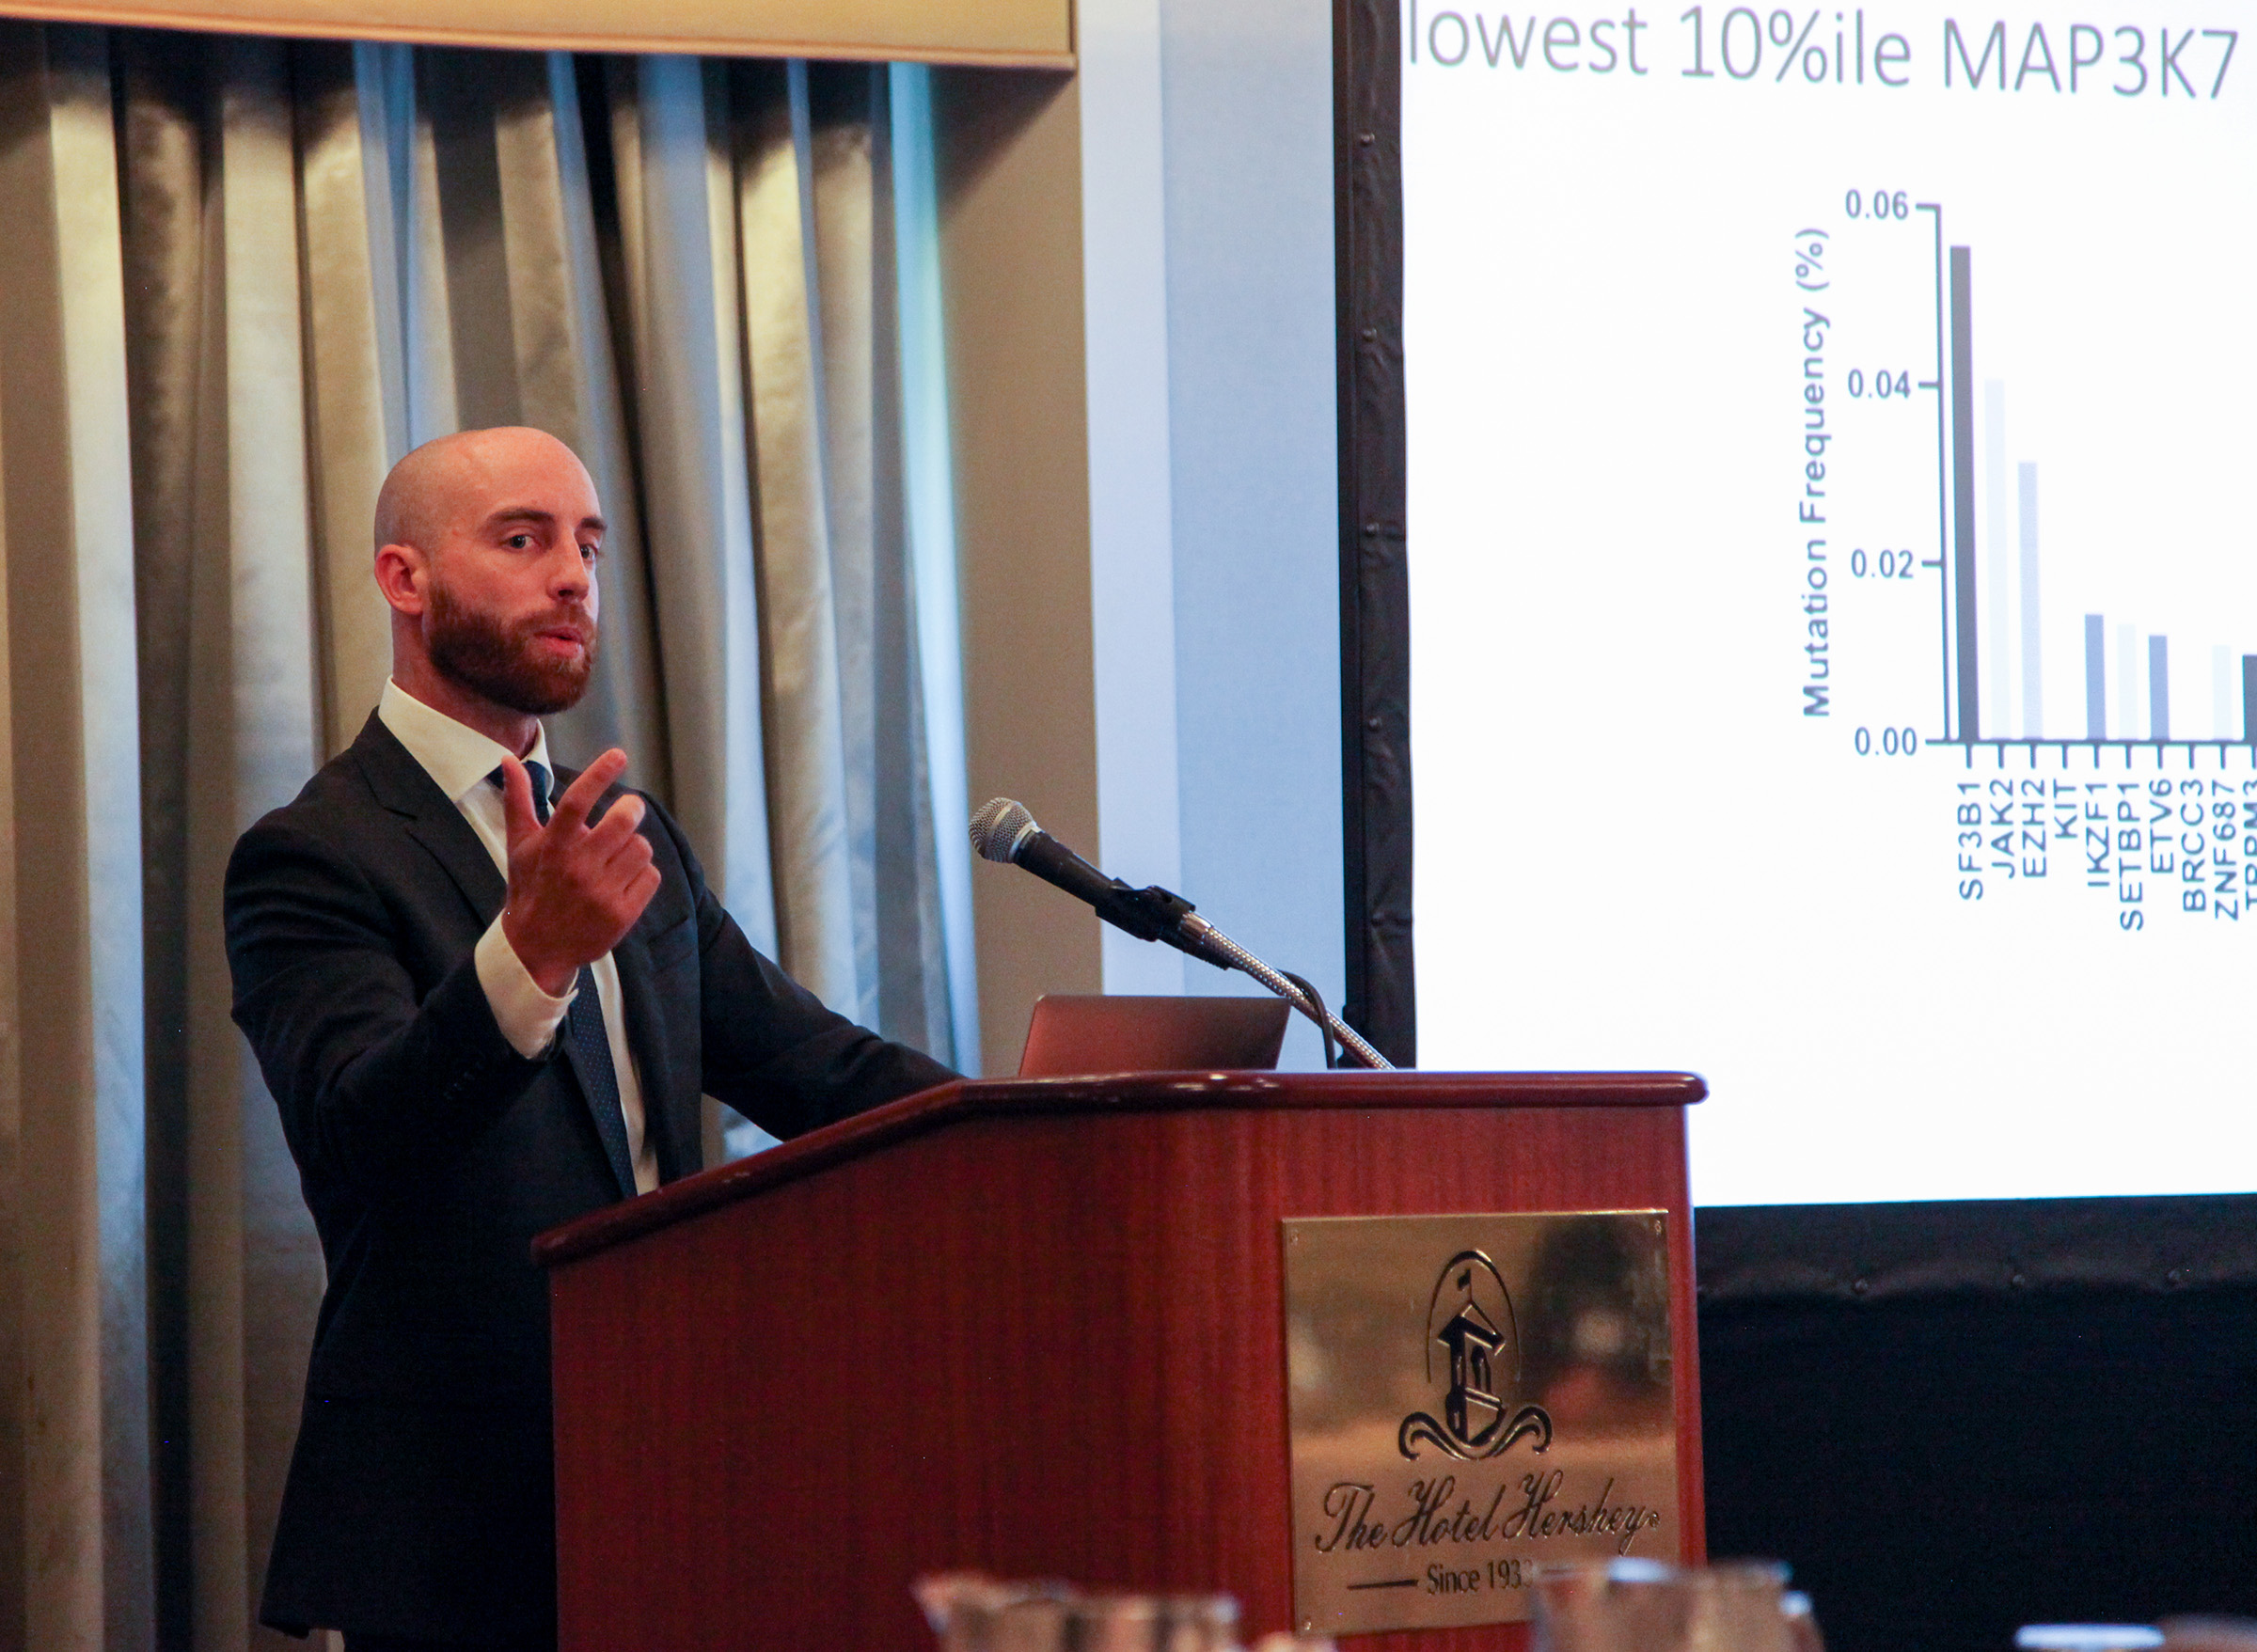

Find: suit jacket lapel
351;713;509;927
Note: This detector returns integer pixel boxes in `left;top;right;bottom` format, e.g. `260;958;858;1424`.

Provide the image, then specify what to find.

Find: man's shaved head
373;427;596;557
372;427;608;746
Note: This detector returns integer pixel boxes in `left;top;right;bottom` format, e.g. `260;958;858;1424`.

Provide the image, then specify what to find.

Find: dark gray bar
2243;656;2257;745
1950;247;1979;739
2086;615;2107;738
2149;636;2170;740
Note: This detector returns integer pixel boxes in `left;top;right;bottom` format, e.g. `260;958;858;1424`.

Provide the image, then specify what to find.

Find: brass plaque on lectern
1281;1213;1681;1638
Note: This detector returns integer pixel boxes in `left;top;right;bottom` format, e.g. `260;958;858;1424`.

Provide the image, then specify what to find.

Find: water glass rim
1533;1558;1793;1589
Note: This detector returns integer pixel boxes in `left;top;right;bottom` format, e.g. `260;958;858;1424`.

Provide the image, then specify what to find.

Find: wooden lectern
535;1071;1706;1651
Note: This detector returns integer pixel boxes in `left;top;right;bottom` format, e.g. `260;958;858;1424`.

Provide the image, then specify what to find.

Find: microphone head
969;797;1039;864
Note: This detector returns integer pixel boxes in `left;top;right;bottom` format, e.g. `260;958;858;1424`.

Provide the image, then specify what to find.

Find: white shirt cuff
475;914;576;1058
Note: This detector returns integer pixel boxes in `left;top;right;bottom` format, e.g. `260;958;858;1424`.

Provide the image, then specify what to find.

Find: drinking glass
915;1574;1239;1652
1533;1557;1804;1652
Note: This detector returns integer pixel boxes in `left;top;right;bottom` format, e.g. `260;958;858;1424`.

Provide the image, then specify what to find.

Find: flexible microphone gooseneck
968;797;1393;1070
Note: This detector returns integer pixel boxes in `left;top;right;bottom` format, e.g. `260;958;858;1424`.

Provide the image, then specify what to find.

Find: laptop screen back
1016;994;1292;1078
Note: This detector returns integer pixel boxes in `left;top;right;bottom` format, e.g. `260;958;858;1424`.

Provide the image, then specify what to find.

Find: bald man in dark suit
226;427;955;1650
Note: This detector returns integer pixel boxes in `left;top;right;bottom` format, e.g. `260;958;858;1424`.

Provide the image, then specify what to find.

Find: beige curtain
0;24;972;1649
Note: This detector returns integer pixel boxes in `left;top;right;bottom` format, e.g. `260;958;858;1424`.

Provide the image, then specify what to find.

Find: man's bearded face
426;571;597;716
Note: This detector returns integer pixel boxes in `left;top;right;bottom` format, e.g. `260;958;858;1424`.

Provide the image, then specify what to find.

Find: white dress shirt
378;679;658;1195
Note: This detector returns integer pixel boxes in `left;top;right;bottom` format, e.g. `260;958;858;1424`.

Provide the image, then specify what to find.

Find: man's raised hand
497;749;662;997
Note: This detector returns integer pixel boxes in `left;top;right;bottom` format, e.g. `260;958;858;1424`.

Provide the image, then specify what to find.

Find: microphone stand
1115;888;1393;1071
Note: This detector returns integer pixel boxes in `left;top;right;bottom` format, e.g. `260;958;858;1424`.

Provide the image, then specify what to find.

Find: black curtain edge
1334;0;1413;1065
1696;1190;2257;1306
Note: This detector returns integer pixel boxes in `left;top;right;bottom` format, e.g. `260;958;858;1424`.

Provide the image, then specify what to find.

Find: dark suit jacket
226;713;955;1642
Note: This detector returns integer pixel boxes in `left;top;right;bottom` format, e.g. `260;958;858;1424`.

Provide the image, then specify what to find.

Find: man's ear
374;542;430;617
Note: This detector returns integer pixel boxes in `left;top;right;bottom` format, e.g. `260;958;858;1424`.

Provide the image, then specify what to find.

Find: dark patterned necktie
495;761;637;1198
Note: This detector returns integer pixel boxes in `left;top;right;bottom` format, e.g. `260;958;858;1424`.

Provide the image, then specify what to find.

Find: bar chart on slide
1794;187;2257;935
1918;230;2257;752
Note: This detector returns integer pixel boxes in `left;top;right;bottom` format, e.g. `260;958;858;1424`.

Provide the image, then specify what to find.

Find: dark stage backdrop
1697;1196;2257;1652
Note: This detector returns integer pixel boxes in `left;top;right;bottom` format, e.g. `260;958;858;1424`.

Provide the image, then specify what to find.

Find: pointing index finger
549;748;629;833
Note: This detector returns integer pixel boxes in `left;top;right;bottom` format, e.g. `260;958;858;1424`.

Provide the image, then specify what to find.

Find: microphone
968;798;1394;1069
968;797;1233;968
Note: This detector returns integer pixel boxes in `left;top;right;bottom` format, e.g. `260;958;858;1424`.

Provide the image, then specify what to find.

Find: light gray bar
1986;385;2010;730
2117;623;2139;741
2017;463;2041;735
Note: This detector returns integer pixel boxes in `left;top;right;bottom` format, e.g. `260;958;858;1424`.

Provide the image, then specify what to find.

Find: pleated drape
0;26;972;1650
0;26;149;1650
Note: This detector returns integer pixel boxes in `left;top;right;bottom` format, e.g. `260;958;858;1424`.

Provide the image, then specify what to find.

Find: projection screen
1404;0;2257;1203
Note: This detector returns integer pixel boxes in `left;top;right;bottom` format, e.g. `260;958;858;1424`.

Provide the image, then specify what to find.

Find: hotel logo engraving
1398;1249;1554;1463
1284;1211;1682;1637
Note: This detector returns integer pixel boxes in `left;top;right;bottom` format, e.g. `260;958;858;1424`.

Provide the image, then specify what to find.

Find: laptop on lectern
1016;994;1291;1078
